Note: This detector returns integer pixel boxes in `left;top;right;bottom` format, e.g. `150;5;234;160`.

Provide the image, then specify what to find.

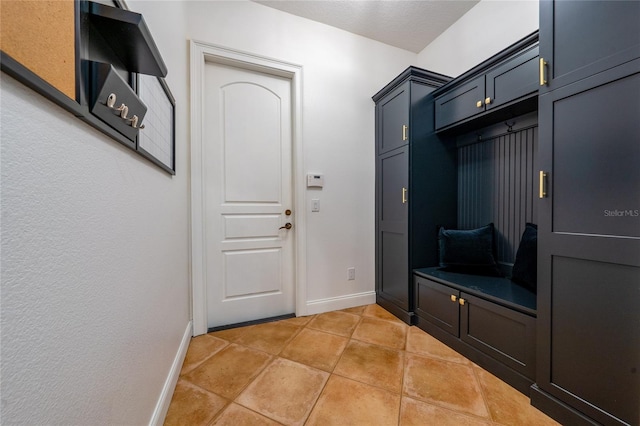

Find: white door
204;62;295;328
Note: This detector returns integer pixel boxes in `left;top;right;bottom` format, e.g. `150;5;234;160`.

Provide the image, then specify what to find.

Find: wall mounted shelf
86;1;167;78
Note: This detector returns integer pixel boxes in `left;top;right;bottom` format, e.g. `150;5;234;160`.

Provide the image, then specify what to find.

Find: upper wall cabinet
434;76;484;130
434;33;539;132
377;82;410;155
485;45;539;111
539;0;640;94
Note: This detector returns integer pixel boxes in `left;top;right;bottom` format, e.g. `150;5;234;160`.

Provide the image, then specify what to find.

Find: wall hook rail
105;93;143;128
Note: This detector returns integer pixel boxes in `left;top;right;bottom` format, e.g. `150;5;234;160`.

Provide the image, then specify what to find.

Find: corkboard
1;0;76;99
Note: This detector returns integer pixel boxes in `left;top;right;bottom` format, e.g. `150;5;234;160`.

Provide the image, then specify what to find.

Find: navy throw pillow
438;223;502;276
511;223;537;292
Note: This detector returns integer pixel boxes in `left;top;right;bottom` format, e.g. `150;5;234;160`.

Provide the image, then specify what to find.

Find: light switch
312;199;320;212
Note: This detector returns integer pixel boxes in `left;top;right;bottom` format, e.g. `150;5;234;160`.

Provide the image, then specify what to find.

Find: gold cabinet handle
540;57;548;86
485;97;491;105
539;171;548;198
450;294;457;302
476;100;483;108
402;187;408;204
402;125;408;141
459;298;466;306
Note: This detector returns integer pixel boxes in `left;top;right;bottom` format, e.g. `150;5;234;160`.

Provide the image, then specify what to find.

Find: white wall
0;1;190;424
183;0;417;313
417;0;539;77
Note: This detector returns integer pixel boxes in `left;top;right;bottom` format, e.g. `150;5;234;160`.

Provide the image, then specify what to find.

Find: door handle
540;58;548;86
402;125;408;141
539;171;548;198
279;223;292;230
402;187;408;204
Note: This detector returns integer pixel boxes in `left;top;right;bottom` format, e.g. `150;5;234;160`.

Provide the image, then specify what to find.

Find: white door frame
189;40;306;336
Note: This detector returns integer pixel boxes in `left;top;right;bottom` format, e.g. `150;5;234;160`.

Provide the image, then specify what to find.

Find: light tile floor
165;304;559;426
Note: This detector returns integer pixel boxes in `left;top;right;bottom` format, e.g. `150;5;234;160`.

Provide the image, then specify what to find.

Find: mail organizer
87;61;147;141
80;1;167;144
83;1;167;77
0;0;174;172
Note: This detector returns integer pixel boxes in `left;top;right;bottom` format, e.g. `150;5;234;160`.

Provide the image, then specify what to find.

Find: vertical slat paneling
457;125;538;264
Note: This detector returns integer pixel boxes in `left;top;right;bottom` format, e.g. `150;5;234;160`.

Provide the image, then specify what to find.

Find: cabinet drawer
435;76;484;130
460;292;536;379
485;45;539;111
415;276;459;337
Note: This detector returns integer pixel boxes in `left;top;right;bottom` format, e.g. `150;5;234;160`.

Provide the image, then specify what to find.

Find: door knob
279;223;293;230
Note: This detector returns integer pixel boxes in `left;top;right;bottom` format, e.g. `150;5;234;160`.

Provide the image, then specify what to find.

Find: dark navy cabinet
414;269;537;395
377;82;410;155
435;35;539;131
485;44;539;111
373;67;455;324
533;2;640;425
434;76;484;130
377;146;409;311
538;0;640;94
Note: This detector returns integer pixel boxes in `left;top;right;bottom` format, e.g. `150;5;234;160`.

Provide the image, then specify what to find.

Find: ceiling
254;0;480;53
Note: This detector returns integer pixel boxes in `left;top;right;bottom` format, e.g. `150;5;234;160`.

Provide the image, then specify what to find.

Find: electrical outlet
347;267;355;280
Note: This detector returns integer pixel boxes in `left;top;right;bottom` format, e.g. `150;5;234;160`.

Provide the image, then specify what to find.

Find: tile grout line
471;363;497;424
302;309;364;425
180;337;231;377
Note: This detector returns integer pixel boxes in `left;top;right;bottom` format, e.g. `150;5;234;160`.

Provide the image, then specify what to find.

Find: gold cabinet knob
476;100;483;108
485;97;491;105
450;294;457;302
459;298;466;306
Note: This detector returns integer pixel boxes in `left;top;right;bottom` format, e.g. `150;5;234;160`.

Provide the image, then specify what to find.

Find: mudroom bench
413;267;536;395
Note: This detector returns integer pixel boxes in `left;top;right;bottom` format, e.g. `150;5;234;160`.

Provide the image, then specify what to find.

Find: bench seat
414;267;536;316
412;266;537;395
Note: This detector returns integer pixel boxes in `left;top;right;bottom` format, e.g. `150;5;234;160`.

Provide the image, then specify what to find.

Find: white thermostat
307;173;324;188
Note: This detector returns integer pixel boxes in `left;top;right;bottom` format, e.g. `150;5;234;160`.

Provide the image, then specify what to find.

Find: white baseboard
149;321;192;426
305;291;376;315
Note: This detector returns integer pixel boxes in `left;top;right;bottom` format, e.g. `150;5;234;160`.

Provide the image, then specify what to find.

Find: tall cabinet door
537;49;640;426
377;146;409;310
377;82;410;155
539;0;640;93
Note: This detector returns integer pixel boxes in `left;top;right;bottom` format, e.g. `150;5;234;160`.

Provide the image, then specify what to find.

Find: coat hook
125;115;145;129
505;121;515;132
106;93;117;109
